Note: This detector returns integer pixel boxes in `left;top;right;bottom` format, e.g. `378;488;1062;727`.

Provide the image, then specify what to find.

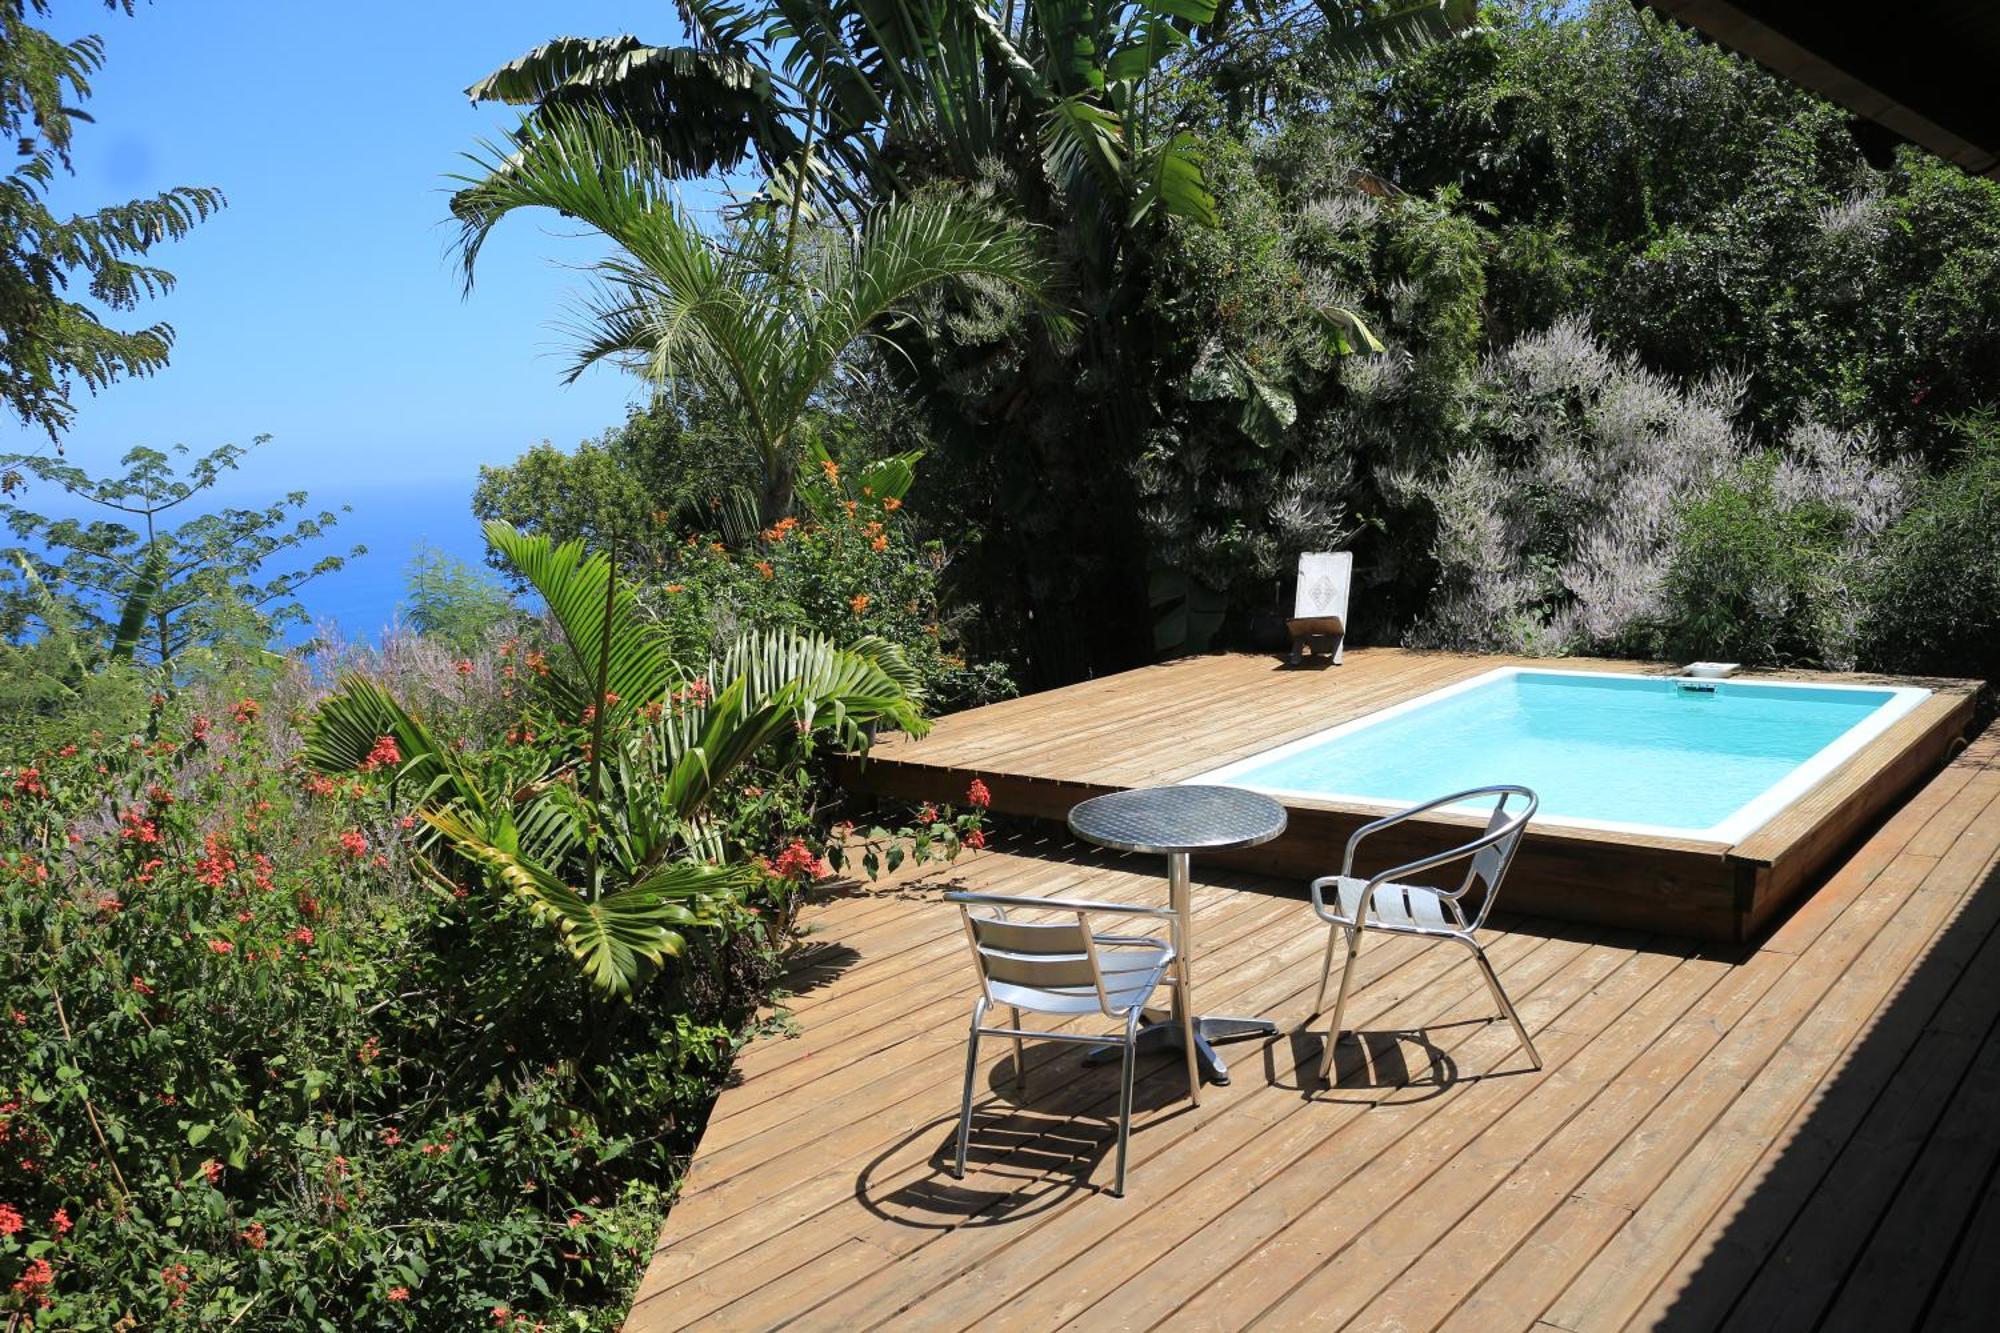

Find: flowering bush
637;457;1015;712
0;696;739;1327
0;586;984;1327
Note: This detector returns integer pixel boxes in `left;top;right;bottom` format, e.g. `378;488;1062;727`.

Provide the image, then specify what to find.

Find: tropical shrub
1865;417;2000;680
0;523;986;1323
0;678;739;1328
1403;320;1739;655
1661;427;1914;669
639;452;1014;712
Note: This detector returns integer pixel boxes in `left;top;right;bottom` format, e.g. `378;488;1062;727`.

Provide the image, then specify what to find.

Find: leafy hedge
0;696;755;1328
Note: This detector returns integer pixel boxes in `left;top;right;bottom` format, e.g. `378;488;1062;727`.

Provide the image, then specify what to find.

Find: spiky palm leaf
482;520;683;716
422;804;749;997
451;106;1055;522
652;629;929;819
303;674;484;812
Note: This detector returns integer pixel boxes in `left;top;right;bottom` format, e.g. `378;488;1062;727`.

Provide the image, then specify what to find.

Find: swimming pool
1190;667;1931;842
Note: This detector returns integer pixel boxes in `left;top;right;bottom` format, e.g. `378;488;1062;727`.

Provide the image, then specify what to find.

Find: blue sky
3;2;717;630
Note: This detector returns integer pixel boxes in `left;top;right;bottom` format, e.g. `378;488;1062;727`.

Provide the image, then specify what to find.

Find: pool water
1193;669;1929;841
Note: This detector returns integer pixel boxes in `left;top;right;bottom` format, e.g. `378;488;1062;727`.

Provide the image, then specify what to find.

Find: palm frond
304;674;480;809
1312;0;1478;69
422;805;748;997
483;521;683;716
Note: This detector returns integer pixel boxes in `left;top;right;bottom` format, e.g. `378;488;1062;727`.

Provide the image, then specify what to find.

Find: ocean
282;478;499;644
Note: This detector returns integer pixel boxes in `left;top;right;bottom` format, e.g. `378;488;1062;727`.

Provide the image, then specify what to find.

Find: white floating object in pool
1683;661;1740;679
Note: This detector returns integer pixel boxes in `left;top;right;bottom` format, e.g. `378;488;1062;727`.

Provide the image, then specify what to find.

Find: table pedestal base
1085;1013;1278;1086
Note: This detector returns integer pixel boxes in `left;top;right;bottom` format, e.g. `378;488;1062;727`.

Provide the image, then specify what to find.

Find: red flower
380;1126;402;1147
207;939;234;956
232;698;261;724
201;1159;223;1186
388;1285;411;1302
130;976;154;995
358;734;401;773
160;1263;191;1294
50;1206;71;1235
770;840;828;882
337;829;369;860
10;1256;52;1298
0;1202;23;1235
455;660;474;676
190;715;212;743
118;809;160;844
916;804;938;827
966;778;991;809
964;828;987;850
194;831;238;888
239;1221;266;1249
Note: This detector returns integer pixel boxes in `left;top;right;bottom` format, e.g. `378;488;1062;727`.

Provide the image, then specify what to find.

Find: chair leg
1317;927;1362;1085
1010;1005;1026;1092
1113;1006;1141;1197
954;998;988;1179
1178;958;1200;1107
1330;632;1345;665
1310;924;1341;1015
1468;941;1541;1069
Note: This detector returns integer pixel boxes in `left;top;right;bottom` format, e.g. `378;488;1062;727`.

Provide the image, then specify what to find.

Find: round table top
1068;784;1288;856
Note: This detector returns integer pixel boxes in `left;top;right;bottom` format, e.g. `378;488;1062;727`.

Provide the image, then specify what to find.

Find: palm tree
456;1;1471;677
449;109;1056;526
307;520;930;997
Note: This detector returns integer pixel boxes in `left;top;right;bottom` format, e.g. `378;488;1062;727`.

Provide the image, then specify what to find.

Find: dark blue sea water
284;478;498;643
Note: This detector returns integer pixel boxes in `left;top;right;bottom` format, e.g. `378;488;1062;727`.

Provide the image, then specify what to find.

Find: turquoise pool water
1196;669;1927;840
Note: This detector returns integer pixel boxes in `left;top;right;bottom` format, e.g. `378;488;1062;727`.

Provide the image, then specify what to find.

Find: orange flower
883;496;902;512
753;560;775;580
871;534;888;552
820;458;840;482
848;593;870;616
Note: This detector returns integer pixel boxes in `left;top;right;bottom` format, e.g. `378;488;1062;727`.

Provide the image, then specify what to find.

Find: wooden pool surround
838;650;1980;942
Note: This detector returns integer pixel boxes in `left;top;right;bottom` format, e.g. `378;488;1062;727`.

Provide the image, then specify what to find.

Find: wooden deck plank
622;711;2000;1333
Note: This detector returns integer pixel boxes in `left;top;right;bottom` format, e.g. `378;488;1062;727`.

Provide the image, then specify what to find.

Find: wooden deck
624;721;2000;1331
839;650;1979;940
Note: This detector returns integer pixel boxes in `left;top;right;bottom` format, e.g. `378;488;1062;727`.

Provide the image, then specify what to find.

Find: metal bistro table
1068;784;1288;1085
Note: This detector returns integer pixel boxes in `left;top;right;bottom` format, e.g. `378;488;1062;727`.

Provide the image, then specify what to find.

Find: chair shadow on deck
851;1046;1201;1230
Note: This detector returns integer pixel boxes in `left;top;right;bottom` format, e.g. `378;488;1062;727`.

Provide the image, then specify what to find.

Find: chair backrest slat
962;909;1105;999
1455;787;1536;928
977;946;1099;991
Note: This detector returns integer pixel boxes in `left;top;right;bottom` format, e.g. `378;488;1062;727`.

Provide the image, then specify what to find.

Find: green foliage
0;440;363;668
1866;418;2000;680
463;2;1450;682
309;522;942;998
1663;455;1856;668
0;0;226;439
400;545;514;652
449;105;1056;524
470;401;761;571
641;455;1017;711
0;688;756;1327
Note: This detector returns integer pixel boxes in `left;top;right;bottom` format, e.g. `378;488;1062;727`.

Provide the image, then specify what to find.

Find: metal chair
1306;786;1542;1085
946;890;1198;1197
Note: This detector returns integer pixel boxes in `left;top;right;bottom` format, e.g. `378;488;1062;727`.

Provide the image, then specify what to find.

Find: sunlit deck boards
838;650;1979;940
624;722;2000;1331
